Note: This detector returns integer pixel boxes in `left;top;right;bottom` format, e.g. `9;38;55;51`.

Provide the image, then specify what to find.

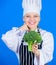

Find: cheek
24;21;29;26
36;18;40;24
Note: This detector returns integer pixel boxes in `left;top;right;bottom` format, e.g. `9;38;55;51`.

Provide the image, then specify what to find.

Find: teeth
29;22;35;25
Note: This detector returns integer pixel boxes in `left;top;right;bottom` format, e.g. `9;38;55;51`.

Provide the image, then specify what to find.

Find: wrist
36;50;40;57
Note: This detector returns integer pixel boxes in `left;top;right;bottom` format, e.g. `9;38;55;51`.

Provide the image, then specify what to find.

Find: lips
28;21;36;25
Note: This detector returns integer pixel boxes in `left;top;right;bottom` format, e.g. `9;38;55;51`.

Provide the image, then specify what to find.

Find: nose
30;17;34;21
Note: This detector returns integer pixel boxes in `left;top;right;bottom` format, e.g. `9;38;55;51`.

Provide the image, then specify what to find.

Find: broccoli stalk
23;31;42;51
28;41;33;51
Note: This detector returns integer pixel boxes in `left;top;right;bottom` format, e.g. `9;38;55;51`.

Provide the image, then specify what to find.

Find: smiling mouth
28;21;36;25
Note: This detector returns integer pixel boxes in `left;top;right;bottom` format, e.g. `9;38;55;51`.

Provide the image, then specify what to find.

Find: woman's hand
32;44;40;57
19;23;29;31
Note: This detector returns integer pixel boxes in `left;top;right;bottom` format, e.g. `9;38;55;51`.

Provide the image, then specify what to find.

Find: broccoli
23;31;42;51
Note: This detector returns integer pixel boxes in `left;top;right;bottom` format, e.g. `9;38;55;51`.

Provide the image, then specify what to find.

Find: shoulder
39;28;54;40
39;28;53;36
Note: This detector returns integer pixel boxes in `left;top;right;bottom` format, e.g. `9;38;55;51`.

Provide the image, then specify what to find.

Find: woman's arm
32;32;54;65
1;24;29;52
39;32;54;65
1;27;20;52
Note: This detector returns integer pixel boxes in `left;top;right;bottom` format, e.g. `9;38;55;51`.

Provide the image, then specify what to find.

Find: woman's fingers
19;23;29;31
32;44;40;56
32;44;38;53
32;44;38;48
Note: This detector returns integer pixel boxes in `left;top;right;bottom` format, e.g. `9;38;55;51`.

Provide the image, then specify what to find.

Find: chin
29;25;36;28
29;26;36;29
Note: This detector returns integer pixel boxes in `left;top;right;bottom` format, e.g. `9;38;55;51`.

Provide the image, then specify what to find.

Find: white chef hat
22;0;42;16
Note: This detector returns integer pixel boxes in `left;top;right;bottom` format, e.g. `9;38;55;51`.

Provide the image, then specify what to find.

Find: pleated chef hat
22;0;42;16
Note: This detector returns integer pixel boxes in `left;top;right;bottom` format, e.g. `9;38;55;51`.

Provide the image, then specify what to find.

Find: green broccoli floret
23;31;42;51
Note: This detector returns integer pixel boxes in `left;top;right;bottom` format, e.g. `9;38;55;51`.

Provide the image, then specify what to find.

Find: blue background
0;0;56;65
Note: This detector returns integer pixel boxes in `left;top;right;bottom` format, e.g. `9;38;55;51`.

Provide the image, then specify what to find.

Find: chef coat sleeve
39;32;54;65
1;27;24;53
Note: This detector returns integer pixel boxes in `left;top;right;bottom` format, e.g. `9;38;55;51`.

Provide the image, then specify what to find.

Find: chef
1;0;54;65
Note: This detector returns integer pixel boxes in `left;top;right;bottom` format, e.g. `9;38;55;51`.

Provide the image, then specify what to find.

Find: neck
28;26;37;31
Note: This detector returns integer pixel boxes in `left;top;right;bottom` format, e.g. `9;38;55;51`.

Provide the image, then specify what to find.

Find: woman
1;0;54;65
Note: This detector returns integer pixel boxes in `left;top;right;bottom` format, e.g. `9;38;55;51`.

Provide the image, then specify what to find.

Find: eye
34;15;38;17
26;15;30;18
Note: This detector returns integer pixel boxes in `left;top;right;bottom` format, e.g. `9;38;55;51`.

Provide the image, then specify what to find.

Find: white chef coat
1;27;54;65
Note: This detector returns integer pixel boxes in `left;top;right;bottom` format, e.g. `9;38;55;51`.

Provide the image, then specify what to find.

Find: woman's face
23;12;40;30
